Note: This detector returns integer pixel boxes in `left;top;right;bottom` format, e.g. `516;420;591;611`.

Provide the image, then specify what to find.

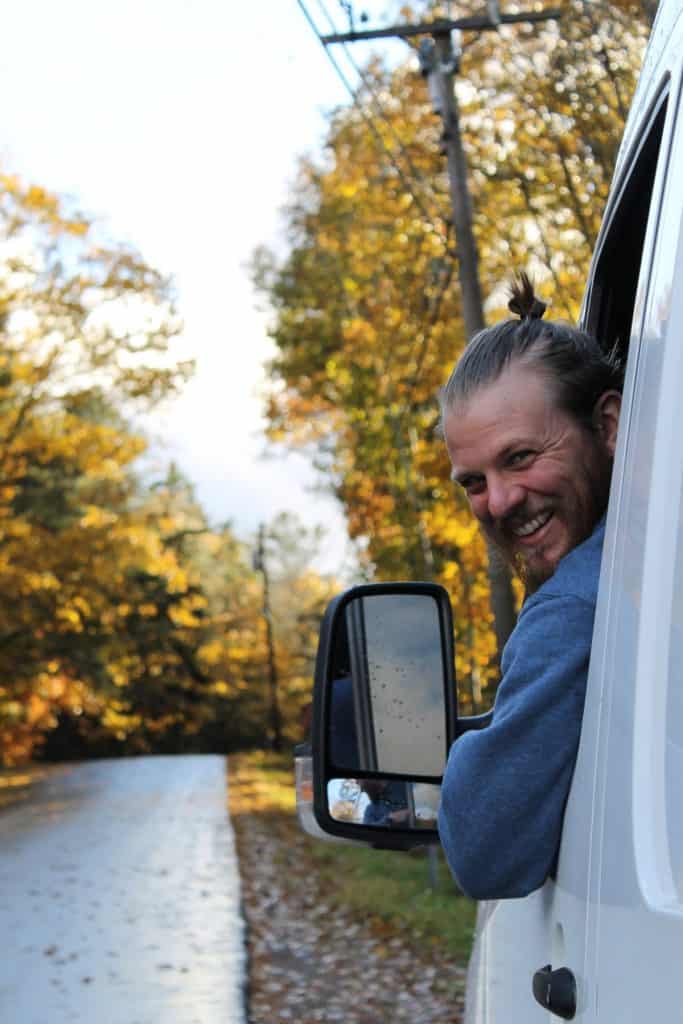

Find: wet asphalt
0;755;246;1024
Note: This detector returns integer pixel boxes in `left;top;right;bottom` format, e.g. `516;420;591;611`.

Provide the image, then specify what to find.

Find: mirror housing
310;582;458;849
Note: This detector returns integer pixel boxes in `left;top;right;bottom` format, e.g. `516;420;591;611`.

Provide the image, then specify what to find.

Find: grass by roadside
228;750;476;962
0;765;54;811
228;749;297;815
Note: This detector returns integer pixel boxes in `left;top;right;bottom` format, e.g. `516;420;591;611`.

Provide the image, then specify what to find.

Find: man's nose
486;475;525;520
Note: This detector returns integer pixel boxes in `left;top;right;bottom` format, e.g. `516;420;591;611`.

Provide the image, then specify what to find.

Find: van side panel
583;28;683;1021
465;8;683;1023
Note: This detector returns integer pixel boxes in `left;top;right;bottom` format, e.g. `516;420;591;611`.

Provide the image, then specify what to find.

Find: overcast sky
1;0;406;573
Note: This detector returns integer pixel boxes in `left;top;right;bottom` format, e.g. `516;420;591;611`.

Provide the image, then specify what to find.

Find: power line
292;3;474;584
293;5;489;575
314;0;448;218
295;0;448;238
296;0;457;336
295;0;462;473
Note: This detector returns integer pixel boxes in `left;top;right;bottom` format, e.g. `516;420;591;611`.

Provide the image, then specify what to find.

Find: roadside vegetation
0;765;55;811
228;750;476;961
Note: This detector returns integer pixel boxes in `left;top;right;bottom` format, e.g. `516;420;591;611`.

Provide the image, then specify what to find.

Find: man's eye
461;477;485;495
510;450;534;467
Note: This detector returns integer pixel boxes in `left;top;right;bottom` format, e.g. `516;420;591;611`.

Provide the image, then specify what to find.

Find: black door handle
532;964;576;1019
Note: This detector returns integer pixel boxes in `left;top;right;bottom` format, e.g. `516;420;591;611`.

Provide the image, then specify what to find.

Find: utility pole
320;1;561;350
418;29;485;342
435;25;520;653
253;524;283;752
320;3;560;658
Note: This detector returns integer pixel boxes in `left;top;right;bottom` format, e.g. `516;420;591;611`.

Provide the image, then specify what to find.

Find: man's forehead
444;367;555;471
448;363;555;424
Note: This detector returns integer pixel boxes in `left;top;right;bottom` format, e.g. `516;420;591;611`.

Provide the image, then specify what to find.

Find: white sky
1;0;404;574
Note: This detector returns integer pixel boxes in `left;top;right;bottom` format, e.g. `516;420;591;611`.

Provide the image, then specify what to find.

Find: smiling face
443;360;621;592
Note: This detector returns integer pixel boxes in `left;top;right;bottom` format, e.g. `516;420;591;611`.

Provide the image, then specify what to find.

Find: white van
296;2;683;1020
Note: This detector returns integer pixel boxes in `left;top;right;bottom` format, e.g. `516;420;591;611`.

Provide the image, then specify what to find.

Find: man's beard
482;520;554;596
511;545;552;595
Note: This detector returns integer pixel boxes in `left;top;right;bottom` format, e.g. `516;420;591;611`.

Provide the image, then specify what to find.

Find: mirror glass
327;778;440;830
328;593;447;777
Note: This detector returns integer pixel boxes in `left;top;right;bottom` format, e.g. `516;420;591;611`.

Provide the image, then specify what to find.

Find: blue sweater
438;519;605;900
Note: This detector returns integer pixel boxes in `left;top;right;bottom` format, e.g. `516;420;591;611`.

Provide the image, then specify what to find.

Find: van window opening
586;90;669;366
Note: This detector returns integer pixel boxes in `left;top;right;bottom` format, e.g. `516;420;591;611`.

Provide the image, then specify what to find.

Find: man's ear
592;390;621;457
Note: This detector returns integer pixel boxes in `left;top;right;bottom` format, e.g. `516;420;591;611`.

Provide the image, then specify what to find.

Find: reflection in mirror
328;593;447;777
328;778;441;830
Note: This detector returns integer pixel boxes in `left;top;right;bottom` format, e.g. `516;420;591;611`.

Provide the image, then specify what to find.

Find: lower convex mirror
311;582;458;848
328;778;441;830
294;746;364;845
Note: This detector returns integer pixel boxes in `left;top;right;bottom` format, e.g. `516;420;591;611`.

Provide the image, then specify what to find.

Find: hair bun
508;271;547;320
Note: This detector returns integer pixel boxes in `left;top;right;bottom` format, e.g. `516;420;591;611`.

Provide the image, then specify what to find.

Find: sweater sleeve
437;593;594;900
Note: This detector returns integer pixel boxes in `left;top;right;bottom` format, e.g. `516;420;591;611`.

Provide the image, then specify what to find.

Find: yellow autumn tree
0;174;194;762
253;2;649;708
0;173;344;764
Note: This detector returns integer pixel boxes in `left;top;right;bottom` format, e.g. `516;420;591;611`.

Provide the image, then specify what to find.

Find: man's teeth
513;512;551;537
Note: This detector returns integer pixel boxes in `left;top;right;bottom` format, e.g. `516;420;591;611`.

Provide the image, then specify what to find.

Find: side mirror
309;582;458;849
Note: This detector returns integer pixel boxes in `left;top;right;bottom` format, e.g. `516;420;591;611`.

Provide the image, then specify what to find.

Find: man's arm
437;594;594;900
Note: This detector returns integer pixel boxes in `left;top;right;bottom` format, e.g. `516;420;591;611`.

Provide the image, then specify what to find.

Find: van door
580;20;683;1023
465;27;681;1024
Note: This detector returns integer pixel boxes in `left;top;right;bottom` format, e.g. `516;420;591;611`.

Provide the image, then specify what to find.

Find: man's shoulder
529;516;606;610
500;517;605;687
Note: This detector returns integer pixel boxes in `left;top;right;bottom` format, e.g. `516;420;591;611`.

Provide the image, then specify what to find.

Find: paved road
0;755;246;1024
